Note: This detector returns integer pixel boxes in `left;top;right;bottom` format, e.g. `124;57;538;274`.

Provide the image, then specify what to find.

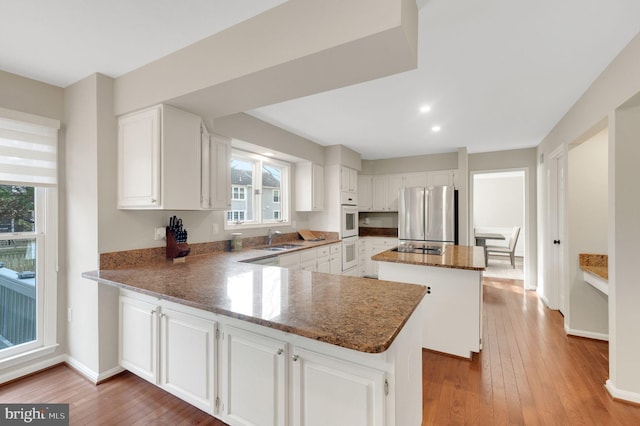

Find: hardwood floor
1;277;639;425
423;277;640;425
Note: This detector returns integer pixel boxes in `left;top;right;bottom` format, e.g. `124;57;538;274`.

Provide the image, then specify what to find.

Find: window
227;150;290;228
0;108;59;364
227;210;246;222
232;186;246;201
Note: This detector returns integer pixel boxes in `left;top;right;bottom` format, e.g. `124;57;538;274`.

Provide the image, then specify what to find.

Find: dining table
474;232;506;267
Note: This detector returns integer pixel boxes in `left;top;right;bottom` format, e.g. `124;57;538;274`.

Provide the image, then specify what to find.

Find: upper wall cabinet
201;128;232;211
118;104;230;210
295;162;324;211
340;166;358;193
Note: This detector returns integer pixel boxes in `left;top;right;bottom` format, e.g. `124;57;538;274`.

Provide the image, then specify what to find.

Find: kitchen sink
258;243;303;251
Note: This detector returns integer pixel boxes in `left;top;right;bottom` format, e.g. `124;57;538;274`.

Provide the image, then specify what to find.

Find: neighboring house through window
227;150;289;228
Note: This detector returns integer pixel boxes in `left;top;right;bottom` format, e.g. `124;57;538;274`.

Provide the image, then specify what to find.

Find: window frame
231;186;246;201
226;150;290;230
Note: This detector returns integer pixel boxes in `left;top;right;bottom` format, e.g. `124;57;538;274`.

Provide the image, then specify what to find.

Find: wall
361;151;457;174
567;129;608;338
473;172;525;256
537;31;640;402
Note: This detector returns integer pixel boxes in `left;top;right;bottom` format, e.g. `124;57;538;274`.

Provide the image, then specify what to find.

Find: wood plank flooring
1;277;639;425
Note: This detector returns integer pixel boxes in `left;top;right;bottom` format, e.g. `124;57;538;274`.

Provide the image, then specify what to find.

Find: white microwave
341;205;358;239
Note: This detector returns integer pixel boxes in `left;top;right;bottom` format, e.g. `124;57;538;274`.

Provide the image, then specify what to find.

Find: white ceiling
1;0;639;160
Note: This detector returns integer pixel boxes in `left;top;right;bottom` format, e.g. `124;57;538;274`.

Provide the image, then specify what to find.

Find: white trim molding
564;326;609;342
606;379;640;405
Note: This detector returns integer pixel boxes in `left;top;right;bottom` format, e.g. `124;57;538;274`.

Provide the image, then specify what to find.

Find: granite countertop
83;239;427;354
579;253;608;280
371;245;486;271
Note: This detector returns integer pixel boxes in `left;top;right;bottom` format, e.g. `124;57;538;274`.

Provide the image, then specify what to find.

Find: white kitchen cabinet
201;129;232;210
403;171;428;188
371;175;402;212
120;295;158;384
427;170;455;187
118;104;202;209
295;162;324;211
221;326;286;426
316;245;331;273
300;248;317;272
340;166;358;193
119;293;217;414
358;241;367;277
292;346;385;426
279;251;301;270
365;237;397;278
357;175;373;211
329;243;342;274
160;306;217;414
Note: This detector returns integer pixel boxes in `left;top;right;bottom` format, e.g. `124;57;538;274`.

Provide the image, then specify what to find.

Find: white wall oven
341;205;358;239
342;236;358;272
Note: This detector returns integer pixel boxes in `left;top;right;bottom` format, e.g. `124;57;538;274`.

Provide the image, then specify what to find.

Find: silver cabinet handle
277;348;283;355
292;354;299;362
150;310;156;315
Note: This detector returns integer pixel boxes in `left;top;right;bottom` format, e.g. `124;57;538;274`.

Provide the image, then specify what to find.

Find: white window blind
0;108;59;187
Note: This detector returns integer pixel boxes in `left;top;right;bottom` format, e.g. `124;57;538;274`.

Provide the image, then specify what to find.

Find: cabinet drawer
300;248;316;263
330;244;341;255
316;246;330;258
279;252;301;267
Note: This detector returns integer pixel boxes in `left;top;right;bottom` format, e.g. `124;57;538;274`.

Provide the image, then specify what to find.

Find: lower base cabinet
222;326;287;426
119;289;419;425
293;347;385;426
119;294;217;415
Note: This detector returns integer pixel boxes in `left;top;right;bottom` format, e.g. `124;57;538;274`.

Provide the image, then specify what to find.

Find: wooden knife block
166;228;190;260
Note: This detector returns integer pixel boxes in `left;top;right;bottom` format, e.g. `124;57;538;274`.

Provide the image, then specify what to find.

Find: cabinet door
427;170;455;186
120;296;158;383
222;326;287;426
209;134;232;210
403;172;428;188
371;176;388;211
279;252;301;270
118;106;161;208
340;166;357;193
349;168;358;192
292;347;385;426
387;174;403;211
329;243;342;274
357;175;373;211
312;164;324;210
160;307;217;414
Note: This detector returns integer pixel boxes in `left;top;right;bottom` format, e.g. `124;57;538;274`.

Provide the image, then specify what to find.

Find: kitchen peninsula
373;245;485;359
83;241;426;426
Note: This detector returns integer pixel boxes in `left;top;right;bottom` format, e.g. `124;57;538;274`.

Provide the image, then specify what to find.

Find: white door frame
469;167;531;289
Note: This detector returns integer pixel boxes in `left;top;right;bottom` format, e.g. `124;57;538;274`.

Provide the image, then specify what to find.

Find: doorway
471;169;529;287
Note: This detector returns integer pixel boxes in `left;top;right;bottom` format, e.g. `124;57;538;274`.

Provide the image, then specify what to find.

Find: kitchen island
373;244;485;359
83;243;427;426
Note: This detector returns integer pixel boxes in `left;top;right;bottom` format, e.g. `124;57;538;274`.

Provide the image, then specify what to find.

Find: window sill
0;343;59;370
224;221;294;231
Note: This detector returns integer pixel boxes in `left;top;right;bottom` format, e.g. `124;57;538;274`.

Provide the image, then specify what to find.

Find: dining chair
486;226;520;268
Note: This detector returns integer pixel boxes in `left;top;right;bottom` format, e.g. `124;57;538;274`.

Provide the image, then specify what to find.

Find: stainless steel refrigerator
398;185;457;245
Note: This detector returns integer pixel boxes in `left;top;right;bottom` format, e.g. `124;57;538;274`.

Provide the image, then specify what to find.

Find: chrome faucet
267;229;282;246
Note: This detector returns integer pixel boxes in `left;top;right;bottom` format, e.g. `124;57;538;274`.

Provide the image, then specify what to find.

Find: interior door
547;151;566;314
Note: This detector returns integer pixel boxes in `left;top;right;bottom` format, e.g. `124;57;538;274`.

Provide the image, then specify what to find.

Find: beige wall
567;129;608;337
537;31;640;401
0;70;63;121
361;151;458;174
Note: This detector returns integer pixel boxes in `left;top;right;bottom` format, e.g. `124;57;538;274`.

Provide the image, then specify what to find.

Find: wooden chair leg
510;252;515;268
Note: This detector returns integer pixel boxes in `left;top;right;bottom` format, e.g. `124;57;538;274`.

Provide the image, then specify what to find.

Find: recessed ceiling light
419;105;431;113
431;126;441;132
263;152;275;157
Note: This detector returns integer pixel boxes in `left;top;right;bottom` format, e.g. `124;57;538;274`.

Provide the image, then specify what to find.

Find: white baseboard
606;379;640;404
0;353;67;385
64;355;124;384
565;327;609;341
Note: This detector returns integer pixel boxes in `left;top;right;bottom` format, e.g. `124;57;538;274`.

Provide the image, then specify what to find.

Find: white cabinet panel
161;307;217;414
340;166;358;193
357;175;373;211
120;293;217;415
293;347;385;426
403;172;428;188
222;326;286;426
296;163;324;211
120;296;158;384
201;132;232;210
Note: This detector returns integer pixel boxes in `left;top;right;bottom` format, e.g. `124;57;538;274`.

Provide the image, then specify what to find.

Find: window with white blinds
0;108;59;187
